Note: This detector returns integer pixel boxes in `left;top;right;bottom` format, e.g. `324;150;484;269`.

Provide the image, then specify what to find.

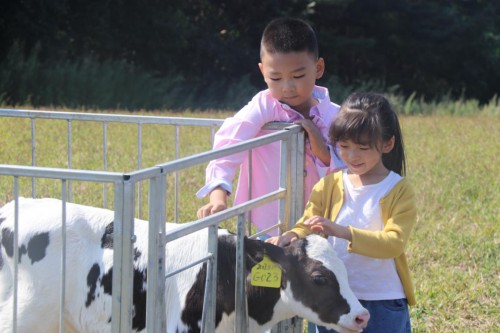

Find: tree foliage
0;0;498;108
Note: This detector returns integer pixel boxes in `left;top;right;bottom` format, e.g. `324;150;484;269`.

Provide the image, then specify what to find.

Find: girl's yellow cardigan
289;171;417;305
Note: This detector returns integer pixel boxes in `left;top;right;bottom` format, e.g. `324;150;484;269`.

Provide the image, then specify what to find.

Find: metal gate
0;108;305;332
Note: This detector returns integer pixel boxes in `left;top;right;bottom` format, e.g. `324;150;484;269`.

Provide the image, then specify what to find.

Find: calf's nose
355;309;370;330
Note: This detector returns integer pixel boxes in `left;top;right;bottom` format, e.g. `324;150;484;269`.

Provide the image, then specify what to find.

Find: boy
197;17;344;237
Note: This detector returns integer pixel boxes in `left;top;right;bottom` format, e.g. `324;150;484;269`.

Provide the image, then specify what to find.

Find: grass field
0;108;498;332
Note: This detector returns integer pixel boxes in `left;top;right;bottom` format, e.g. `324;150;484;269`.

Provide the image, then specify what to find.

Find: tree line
1;0;498;110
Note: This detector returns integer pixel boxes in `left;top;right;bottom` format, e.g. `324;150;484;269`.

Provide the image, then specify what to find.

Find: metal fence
0;108;306;332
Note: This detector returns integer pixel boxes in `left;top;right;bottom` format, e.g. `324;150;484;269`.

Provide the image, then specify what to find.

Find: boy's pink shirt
197;86;345;235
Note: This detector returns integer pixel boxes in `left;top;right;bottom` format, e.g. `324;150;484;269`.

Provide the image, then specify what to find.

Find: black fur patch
27;232;49;264
0;218;4;270
1;228;27;261
101;222;114;249
86;263;101;307
99;266;148;331
1;228;14;257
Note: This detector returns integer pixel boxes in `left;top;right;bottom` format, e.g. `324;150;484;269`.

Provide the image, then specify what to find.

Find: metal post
279;137;290;234
288;130;298;228
174;125;180;224
147;173;167;333
137;123;143;218
12;179;19;333
247;149;253;235
111;180;135;333
272;128;305;333
103;122;108;208
59;181;67;333
295;130;305;223
235;214;249;332
201;224;218;333
120;180;135;332
111;182;124;333
67;120;73;202
30;119;36;197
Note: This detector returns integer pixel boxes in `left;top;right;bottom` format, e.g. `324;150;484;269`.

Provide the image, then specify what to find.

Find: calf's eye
311;274;327;286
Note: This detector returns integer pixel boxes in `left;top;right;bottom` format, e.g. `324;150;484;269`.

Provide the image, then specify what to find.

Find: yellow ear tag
250;255;282;288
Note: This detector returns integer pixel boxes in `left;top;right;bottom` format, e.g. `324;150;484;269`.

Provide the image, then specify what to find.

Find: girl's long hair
329;92;406;176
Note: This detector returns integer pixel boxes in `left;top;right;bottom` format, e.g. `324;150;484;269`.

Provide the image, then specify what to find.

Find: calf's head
260;235;369;333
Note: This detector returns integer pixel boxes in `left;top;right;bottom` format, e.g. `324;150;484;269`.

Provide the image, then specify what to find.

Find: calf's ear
243;237;287;269
262;241;287;267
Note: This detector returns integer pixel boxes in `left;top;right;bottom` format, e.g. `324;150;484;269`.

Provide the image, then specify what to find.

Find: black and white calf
0;198;369;333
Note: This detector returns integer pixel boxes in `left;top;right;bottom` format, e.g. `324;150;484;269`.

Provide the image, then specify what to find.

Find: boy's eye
294;74;305;79
270;77;281;81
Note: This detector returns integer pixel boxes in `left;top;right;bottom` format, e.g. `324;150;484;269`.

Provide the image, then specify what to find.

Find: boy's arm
295;119;345;174
197;95;276;197
295;119;330;165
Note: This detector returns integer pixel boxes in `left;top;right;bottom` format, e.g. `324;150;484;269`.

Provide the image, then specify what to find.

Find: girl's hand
266;232;299;247
304;216;353;241
303;216;335;235
294;119;330;165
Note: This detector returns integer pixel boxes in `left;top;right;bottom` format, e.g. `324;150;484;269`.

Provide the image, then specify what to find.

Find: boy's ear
258;62;264;76
382;136;395;153
315;57;325;79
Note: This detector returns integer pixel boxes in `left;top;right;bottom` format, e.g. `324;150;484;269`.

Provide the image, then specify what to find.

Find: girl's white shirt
329;170;406;301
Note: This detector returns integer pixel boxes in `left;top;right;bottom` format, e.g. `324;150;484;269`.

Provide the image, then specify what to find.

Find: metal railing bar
248;224;284;240
0;165;124;182
157;127;301;174
164;188;286;243
164;253;214;279
0;109;225;127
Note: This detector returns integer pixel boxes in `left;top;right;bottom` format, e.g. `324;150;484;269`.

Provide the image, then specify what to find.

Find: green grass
402;116;499;332
0;109;498;332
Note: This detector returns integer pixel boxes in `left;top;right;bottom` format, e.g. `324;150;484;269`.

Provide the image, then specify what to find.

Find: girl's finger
310;224;324;233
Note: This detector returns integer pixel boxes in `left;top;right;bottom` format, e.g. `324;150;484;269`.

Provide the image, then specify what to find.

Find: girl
268;92;417;332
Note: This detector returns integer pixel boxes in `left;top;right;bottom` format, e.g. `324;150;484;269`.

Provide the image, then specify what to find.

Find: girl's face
338;137;394;177
259;50;324;116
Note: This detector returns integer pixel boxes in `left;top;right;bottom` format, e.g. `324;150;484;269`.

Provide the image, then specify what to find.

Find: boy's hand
294;119;330;165
265;232;299;247
197;187;228;218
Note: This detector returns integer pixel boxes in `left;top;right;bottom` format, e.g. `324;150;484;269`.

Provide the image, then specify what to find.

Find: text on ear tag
250;255;281;288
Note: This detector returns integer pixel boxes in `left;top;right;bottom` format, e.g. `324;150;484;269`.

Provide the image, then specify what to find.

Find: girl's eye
270;77;281;81
294;74;305;79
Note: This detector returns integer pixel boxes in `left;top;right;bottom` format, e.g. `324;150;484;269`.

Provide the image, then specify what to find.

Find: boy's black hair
260;17;318;59
329;92;407;176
